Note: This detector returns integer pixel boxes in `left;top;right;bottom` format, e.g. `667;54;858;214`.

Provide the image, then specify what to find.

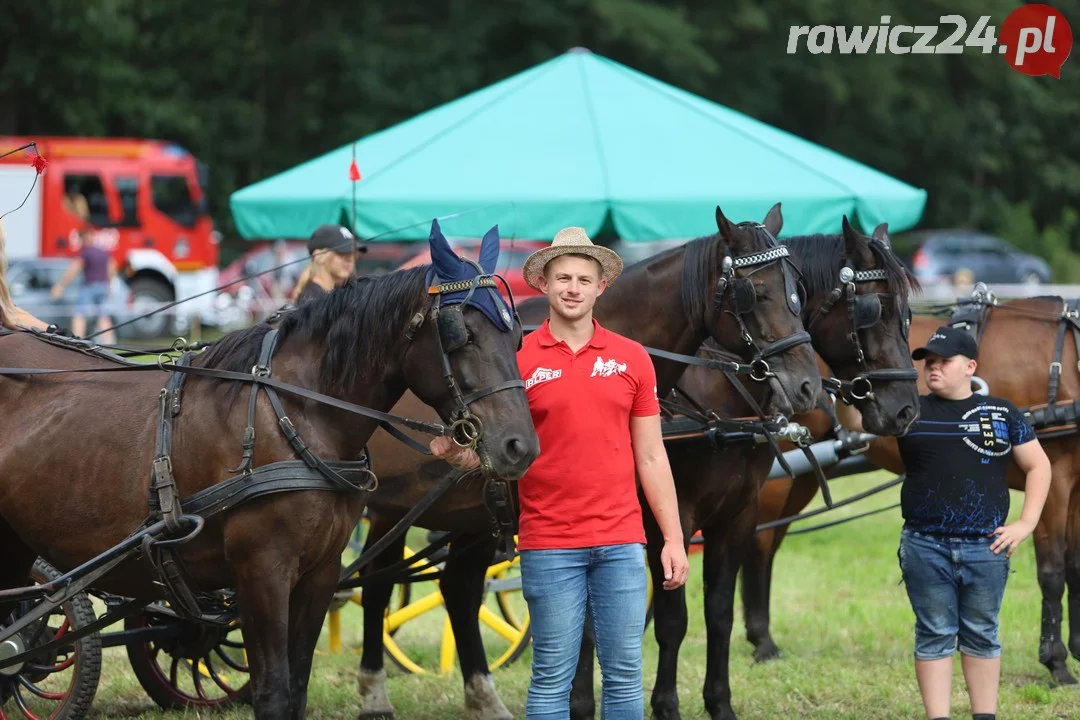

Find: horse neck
591;249;706;392
270;323;409;460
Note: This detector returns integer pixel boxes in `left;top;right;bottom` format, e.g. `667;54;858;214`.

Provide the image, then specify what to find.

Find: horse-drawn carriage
1;207;931;720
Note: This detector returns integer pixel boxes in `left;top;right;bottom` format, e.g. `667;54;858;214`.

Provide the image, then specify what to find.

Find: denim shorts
76;282;110;317
898;528;1010;660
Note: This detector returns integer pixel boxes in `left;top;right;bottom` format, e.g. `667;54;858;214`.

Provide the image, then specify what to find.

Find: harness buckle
1050;361;1062;376
251;363;270;378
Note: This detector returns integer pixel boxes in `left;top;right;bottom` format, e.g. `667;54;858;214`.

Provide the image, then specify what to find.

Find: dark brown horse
745;297;1080;687
568;218;921;720
352;205;824;719
0;223;538;719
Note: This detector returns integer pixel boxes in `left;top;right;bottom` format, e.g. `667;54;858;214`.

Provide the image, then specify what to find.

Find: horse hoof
463;673;512;720
1049;667;1079;687
752;640;783;663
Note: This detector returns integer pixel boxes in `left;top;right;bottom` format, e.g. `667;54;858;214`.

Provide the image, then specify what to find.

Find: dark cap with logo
308;224;357;255
911;325;979;361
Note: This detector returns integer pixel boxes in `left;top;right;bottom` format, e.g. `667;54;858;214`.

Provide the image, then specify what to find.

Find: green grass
39;472;1080;717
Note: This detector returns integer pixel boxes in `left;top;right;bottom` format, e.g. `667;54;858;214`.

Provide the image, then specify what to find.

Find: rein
0;330;453;442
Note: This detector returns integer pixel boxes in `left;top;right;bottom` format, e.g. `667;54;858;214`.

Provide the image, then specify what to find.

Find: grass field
44;471;1078;718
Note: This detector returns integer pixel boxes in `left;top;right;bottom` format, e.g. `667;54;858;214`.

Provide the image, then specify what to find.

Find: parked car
6;258;143;338
396;239;551;300
903;229;1052;286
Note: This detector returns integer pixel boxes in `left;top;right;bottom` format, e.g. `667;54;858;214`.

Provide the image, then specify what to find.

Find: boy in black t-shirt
897;326;1051;720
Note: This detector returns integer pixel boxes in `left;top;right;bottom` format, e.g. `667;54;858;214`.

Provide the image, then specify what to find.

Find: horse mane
782;233;921;301
194;267;429;397
678;224;786;330
678;232;724;331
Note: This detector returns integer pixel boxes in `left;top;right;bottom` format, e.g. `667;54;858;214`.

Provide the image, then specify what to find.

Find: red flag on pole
349;142;361;182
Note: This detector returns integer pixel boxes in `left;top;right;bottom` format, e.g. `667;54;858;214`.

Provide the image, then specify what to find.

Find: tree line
1;0;1077;273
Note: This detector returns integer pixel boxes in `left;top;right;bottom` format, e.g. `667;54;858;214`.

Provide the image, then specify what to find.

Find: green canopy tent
230;48;926;242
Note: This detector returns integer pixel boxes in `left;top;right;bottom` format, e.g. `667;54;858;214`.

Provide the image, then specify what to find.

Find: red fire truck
0;136;221;338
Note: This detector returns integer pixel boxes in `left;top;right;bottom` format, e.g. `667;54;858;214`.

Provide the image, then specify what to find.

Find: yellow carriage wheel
382;538;531;675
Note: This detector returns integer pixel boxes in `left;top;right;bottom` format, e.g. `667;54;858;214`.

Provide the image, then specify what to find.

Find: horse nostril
800;380;814;402
504;436;530;464
898;405;916;424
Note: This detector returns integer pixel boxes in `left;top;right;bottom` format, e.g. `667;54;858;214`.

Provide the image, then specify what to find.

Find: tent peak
567;46;593;54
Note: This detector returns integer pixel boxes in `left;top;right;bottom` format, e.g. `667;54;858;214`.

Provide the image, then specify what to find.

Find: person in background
897;326;1051;720
0;218;49;332
50;226;118;343
291;224;358;305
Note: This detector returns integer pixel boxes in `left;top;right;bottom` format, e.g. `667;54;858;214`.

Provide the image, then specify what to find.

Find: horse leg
440;534;512;720
231;549;297;719
1031;461;1076;686
568;620;597;720
646;512;690;720
739;525;781;663
287;556;346;719
0;518;36;619
357;516;407;720
1065;484;1080;667
741;473;817;662
702;507;756;720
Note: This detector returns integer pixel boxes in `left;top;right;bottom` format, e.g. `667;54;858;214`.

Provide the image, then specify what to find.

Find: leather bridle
808;265;918;403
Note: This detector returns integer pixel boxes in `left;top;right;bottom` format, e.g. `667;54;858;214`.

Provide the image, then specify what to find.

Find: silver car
6;258;141;339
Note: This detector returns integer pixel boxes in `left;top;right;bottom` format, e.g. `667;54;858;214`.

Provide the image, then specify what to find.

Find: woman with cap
290;224;358;305
431;226;688;720
897;325;1051;720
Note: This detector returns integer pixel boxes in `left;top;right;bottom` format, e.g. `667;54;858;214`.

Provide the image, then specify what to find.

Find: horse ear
871;222;890;246
428;218;461;279
841;215;862;254
841;215;875;266
715;206;734;238
477;225;500;275
763;202;783;237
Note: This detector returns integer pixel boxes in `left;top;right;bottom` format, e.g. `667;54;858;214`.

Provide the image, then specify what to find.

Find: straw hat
522;227;623;291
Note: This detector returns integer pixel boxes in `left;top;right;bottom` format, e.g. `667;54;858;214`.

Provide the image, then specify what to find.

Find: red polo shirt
516;319;660;550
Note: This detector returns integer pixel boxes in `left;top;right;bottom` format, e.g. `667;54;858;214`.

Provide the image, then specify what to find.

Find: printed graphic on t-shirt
898;394;1036;536
590;355;627;378
526;367;562;389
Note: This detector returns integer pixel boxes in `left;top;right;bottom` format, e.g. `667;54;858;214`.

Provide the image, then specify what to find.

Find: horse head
708;203;821;416
833;218;920;435
402;219;538;479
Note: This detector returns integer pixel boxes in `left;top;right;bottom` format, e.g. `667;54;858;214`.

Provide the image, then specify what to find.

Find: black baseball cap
308;224;357;255
911;325;979;361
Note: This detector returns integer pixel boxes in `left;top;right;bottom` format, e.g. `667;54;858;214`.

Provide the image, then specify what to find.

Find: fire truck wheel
127;277;175;340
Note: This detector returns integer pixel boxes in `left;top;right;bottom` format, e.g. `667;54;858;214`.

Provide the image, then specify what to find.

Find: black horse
568;217;921;720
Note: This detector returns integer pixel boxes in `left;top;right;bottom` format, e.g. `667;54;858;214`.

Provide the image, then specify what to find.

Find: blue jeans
520;543;647;720
899;528;1011;660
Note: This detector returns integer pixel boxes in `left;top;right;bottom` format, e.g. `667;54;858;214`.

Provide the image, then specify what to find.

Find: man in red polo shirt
432;226;688;720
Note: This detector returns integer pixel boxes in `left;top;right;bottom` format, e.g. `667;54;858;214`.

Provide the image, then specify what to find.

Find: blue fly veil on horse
426;219;516;333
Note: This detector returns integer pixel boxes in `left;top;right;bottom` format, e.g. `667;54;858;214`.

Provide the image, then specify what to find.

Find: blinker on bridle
811;264;917;402
714;239;812;384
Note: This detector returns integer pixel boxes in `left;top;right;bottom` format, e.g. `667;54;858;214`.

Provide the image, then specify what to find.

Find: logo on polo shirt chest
526;367;563;389
590;355;627;378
